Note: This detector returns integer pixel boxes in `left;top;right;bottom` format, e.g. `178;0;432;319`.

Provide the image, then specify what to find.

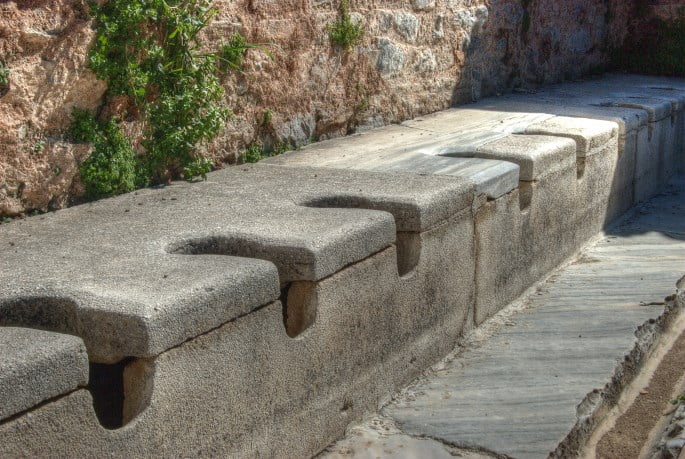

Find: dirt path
585;309;685;459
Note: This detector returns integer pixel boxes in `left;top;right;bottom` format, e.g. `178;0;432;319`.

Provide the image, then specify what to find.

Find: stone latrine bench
1;166;477;456
1;75;684;456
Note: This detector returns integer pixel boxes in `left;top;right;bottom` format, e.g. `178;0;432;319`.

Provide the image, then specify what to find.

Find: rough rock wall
0;0;636;216
650;0;685;20
0;1;105;216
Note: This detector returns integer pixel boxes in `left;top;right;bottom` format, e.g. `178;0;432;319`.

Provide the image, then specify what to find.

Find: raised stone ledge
0;327;88;421
474;135;576;181
0;74;684;456
1;165;473;364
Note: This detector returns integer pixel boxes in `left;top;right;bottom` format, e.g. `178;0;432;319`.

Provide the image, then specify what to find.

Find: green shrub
242;141;293;164
243;143;265;163
0;61;9;87
520;0;532;35
85;0;234;185
183;157;214;181
262;108;273;126
70;108;144;198
521;10;531;34
327;1;364;50
0;61;9;95
218;32;267;71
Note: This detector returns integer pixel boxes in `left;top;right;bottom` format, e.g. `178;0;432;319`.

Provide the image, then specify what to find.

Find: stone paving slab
321;415;491;459
326;176;685;459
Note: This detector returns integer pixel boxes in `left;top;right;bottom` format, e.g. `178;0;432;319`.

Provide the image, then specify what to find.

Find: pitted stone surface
602;95;673;123
0;168;477;457
348;151;519;201
542;81;678;123
0;164;473;362
401;107;554;135
494;74;685;132
0;327;88;421
266;74;682;337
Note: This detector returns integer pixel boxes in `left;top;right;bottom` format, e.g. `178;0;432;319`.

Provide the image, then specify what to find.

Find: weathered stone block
0;327;88;421
0;163;476;456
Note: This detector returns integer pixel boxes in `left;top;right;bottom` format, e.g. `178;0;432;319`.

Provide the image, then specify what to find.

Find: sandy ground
584;309;685;459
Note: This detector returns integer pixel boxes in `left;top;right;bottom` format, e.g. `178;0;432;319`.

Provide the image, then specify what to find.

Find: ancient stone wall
0;0;638;216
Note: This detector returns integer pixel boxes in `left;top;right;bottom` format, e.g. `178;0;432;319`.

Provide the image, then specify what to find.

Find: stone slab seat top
265;128;521;200
401;105;555;135
0;327;88;421
437;74;685;143
522;74;685;124
266;108;608;201
467;134;577;181
541;86;675;123
399;106;620;159
599;73;685;91
0;164;473;363
546;80;681;121
522;116;619;158
267;93;631;194
482;96;649;139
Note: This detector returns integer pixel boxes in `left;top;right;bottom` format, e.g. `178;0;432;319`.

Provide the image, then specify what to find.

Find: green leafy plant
183;156;214;180
262;108;273;126
0;61;9;86
85;0;239;187
70;108;143;198
220;33;250;70
327;0;364;50
521;10;531;34
0;61;9;95
520;0;532;35
32;140;46;153
271;140;292;156
242;140;292;164
218;32;270;71
355;83;369;112
243;143;265;163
